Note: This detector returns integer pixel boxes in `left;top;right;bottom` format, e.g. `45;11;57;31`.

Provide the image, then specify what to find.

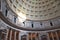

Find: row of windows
5;12;53;28
5;9;55;28
23;21;53;28
4;7;59;28
4;8;59;25
4;11;59;29
5;9;17;23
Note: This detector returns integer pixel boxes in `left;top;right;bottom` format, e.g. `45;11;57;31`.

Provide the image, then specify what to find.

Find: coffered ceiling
6;0;60;21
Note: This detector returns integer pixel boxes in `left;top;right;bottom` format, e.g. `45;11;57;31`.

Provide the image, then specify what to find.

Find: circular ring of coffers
6;0;60;21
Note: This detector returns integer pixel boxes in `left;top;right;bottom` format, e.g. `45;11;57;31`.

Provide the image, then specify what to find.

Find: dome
0;0;60;31
6;0;60;21
0;0;60;40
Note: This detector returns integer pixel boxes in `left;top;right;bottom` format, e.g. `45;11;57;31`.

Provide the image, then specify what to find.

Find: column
11;30;15;40
16;31;19;40
28;33;30;40
0;31;2;40
55;32;59;40
26;35;27;40
7;29;10;40
47;33;50;40
35;33;37;40
39;33;41;40
51;32;54;40
19;32;20;40
37;33;40;40
18;32;20;40
14;31;16;40
6;29;9;40
9;29;12;40
31;33;32;40
27;34;29;40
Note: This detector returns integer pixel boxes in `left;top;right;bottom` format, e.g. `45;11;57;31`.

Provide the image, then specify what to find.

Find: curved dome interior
1;0;60;40
6;0;60;21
